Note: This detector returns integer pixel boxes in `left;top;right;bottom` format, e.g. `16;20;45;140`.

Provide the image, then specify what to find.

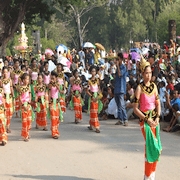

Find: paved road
0;109;180;180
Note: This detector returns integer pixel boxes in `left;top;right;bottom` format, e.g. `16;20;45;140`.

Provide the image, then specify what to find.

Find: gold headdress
139;54;150;73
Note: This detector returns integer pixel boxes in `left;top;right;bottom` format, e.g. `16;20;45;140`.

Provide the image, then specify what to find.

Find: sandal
88;126;93;130
6;129;11;133
24;138;29;142
53;136;59;139
95;129;100;133
43;127;48;131
1;141;7;146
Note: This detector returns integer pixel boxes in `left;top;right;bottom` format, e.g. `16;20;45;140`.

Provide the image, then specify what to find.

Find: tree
0;0;72;57
54;0;108;49
0;0;50;56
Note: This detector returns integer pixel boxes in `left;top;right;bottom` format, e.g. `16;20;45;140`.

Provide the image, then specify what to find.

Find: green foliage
2;0;180;56
40;38;56;52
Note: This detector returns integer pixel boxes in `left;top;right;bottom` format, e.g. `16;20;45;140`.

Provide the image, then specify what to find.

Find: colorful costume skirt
89;100;100;129
21;104;32;139
73;95;82;120
36;102;47;128
49;102;60;137
0;106;7;143
5;96;13;127
140;110;162;180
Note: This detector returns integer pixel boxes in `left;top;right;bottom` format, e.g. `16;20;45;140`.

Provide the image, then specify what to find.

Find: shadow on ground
10;174;95;180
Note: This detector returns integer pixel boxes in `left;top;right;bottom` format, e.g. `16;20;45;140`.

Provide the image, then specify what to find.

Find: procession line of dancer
0;59;103;145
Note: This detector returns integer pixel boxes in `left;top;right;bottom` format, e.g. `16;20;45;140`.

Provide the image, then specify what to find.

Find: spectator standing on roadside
114;52;128;126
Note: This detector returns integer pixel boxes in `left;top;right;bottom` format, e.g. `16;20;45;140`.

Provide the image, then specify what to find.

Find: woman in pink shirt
134;56;162;180
19;73;32;142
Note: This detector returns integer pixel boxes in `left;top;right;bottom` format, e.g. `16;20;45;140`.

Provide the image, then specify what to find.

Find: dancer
29;58;39;109
70;69;83;124
133;56;162;180
11;59;23;118
48;71;62;139
56;63;66;114
19;73;32;142
0;86;7;146
43;62;50;87
87;66;103;133
35;73;48;131
2;66;14;133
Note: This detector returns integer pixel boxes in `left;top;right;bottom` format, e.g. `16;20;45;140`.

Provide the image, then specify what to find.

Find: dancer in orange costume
1;66;14;133
70;69;82;124
48;71;62;139
11;59;23;118
56;63;66;114
35;73;48;131
86;66;103;133
19;73;32;142
0;87;7;146
134;56;162;180
29;58;39;109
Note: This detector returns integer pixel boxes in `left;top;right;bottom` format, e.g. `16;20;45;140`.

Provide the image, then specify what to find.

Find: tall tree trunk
0;37;11;57
77;13;83;49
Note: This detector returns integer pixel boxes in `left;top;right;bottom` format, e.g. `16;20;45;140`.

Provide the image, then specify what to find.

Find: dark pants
114;93;128;122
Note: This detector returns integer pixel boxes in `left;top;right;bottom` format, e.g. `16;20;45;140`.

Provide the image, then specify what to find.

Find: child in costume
70;69;83;124
43;62;50;87
56;63;66;114
35;73;48;131
11;59;23;118
48;71;63;139
2;66;14;133
19;73;33;142
87;66;103;133
29;58;39;109
0;86;7;146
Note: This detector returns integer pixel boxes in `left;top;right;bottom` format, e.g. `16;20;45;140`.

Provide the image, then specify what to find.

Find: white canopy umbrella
83;42;94;48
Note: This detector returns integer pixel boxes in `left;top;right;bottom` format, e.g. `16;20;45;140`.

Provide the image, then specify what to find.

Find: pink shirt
31;71;38;81
37;91;45;97
72;84;81;92
21;91;30;104
3;82;11;94
51;86;58;99
139;93;156;112
14;74;19;85
43;74;50;85
90;84;98;93
58;78;64;85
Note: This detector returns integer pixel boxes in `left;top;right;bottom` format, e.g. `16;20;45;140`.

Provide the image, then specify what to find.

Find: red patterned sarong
5;98;13;128
73;96;82;120
36;103;47;128
15;97;20;112
60;97;66;113
0;108;7;143
50;103;60;137
21;104;32;139
89;100;99;128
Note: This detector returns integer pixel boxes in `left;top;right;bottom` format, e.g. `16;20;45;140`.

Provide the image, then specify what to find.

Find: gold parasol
95;43;105;51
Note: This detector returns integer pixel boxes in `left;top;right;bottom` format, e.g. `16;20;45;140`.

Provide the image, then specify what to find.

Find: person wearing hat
133;56;162;180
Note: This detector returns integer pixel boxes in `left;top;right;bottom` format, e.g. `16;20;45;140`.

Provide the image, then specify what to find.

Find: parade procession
0;1;180;180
